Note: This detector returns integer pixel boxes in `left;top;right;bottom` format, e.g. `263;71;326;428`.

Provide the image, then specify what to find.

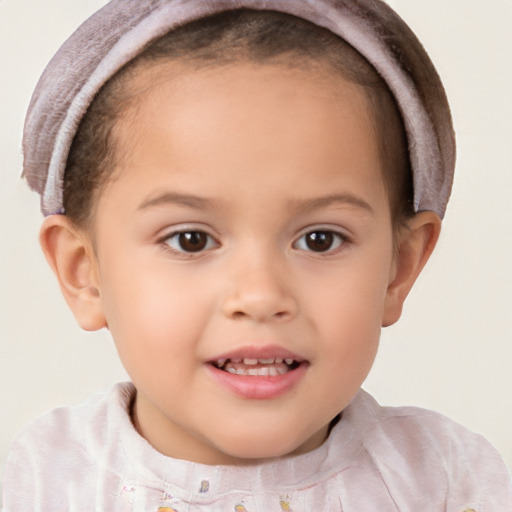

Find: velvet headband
22;0;455;218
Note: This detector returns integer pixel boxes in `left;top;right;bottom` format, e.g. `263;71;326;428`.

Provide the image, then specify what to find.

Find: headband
22;0;455;218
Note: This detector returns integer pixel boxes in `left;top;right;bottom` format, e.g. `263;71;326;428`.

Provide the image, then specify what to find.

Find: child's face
86;61;399;464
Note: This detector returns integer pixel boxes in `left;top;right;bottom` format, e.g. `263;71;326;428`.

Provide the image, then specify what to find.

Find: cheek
304;256;391;327
300;248;393;360
97;254;210;362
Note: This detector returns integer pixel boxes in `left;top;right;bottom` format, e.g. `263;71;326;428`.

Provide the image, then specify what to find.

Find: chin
212;428;324;464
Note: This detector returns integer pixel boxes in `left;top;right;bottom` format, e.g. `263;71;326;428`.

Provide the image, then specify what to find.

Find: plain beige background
1;0;511;487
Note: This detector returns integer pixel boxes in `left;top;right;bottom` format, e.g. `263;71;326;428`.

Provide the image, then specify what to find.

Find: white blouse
2;382;511;511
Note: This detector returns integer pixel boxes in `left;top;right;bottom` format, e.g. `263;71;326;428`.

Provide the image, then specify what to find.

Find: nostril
229;309;291;322
232;311;247;320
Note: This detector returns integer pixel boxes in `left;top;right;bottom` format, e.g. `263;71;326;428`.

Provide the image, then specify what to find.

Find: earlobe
39;215;107;331
382;211;441;327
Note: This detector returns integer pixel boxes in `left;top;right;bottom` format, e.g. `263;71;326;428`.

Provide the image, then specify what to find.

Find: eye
294;230;346;253
164;230;217;253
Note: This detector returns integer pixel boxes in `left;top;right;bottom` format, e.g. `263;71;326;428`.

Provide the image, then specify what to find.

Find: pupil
306;231;333;252
179;232;207;252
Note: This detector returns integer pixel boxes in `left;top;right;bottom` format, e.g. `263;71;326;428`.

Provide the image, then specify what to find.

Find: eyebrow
137;191;374;215
137;192;214;211
290;193;375;215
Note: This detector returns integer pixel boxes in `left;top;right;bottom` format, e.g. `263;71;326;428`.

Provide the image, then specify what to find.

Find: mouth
211;357;302;377
206;346;308;399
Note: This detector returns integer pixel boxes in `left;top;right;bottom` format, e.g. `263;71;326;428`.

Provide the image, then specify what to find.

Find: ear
39;215;107;331
382;211;441;327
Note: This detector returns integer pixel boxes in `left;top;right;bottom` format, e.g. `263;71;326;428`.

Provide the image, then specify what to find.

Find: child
2;0;511;510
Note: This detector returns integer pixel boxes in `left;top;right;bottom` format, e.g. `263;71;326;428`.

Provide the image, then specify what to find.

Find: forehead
96;61;387;222
115;59;375;164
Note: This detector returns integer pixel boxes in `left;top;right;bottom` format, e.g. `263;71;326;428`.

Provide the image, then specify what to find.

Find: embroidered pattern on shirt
280;500;293;510
199;480;210;493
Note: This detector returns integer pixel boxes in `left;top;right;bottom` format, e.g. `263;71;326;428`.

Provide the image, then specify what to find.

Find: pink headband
22;0;455;218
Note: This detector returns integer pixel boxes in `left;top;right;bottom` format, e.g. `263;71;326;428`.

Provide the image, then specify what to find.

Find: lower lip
205;364;307;400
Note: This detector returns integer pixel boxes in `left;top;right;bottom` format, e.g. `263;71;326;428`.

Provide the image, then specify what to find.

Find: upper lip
207;344;307;365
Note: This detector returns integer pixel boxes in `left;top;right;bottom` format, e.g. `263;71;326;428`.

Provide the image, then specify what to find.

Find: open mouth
211;357;301;376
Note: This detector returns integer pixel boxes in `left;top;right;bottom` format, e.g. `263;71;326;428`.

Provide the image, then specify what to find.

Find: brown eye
305;231;334;252
179;232;207;252
165;231;216;253
295;230;344;253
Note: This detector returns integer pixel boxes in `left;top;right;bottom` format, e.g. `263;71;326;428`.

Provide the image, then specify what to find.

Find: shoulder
6;382;133;460
369;394;505;470
347;390;512;510
2;382;135;510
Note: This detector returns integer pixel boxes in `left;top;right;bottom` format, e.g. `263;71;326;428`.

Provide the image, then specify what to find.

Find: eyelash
159;227;350;257
161;229;219;257
292;228;349;255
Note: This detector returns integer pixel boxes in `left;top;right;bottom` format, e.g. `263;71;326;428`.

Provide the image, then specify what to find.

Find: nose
221;251;298;323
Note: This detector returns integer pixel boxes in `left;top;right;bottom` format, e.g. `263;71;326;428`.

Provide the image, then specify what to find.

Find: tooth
275;358;283;364
269;367;279;377
259;367;271;376
243;358;259;365
277;366;289;375
226;367;238;374
231;358;242;363
236;368;245;375
259;358;274;364
247;368;259;376
216;359;227;367
285;358;294;365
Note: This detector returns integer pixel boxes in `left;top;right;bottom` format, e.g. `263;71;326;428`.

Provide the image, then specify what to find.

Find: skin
40;62;440;465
